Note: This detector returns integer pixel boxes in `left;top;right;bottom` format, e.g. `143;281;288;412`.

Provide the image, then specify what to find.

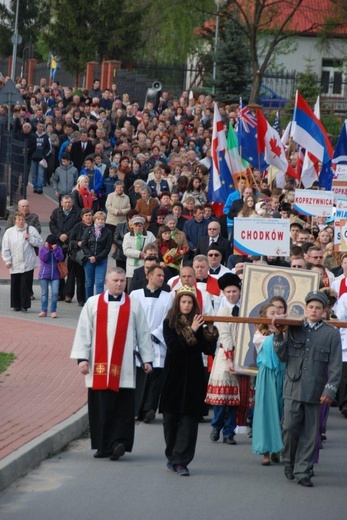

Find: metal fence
0;127;29;207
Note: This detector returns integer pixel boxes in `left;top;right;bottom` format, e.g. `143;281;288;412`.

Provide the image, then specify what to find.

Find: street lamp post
11;0;21;82
212;0;226;96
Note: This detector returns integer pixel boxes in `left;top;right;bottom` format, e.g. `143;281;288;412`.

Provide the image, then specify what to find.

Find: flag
226;123;246;183
281;121;292;147
273;111;280;134
332;120;347;165
301;96;320;188
237;99;268;171
208;104;235;204
257;109;297;178
292;91;333;165
296;146;305;179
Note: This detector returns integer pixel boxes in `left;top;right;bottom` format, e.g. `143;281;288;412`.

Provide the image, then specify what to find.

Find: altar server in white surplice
131;265;173;423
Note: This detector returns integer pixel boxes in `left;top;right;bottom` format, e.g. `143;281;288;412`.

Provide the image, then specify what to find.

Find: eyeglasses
208;253;221;257
310;255;323;259
208;228;219;231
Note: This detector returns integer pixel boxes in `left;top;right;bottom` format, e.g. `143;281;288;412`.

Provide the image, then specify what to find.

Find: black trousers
88;388;135;455
135;368;163;419
11;270;33;310
337;362;347;410
64;258;86;303
163;413;199;467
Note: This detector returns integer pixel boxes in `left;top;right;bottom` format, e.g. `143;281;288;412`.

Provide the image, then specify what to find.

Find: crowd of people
1;77;346;484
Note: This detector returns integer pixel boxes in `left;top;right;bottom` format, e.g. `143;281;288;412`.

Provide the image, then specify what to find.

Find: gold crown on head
177;285;196;296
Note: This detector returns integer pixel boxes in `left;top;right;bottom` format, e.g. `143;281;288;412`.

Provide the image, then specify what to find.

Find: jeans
31;160;45;190
84;258;107;299
40;279;60;313
211;405;237;437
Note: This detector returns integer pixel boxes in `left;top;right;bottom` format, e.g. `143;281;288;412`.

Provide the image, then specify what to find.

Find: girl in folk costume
252;302;286;466
159;286;218;476
206;273;241;445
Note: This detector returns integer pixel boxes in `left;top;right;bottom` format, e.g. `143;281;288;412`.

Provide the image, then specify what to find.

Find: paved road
0;408;346;520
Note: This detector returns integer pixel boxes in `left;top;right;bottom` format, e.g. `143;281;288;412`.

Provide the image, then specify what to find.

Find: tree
132;0;215;64
43;0;144;84
296;61;321;100
199;16;251;102
193;0;341;103
0;0;50;59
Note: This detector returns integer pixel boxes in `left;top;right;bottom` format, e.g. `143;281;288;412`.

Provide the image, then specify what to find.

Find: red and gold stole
339;277;347;298
93;293;131;392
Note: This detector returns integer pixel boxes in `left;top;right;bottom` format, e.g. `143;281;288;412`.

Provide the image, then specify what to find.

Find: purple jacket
38;245;64;280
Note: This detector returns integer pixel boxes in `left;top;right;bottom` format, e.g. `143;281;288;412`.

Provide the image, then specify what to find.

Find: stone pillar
85;61;99;90
101;60;121;90
27;59;37;85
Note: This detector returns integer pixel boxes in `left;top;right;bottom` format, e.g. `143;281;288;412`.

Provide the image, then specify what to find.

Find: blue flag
237;99;268;171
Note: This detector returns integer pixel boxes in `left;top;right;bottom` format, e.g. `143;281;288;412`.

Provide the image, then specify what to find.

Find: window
321;59;344;96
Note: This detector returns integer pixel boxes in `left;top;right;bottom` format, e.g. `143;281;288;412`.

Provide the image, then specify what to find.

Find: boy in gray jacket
53;152;78;202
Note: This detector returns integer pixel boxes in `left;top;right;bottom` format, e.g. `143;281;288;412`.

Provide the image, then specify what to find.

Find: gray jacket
53;162;78;195
273;321;342;404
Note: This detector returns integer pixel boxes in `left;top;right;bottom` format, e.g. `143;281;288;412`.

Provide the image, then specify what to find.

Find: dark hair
147;264;163;276
257;302;276;336
81;208;93;216
126;209;139;219
186;175;202;192
269;296;287;313
166;292;199;332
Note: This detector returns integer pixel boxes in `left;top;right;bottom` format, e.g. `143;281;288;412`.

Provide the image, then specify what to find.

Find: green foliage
205;17;251;101
0;352;16;375
0;0;50;59
133;0;215;64
296;61;321;100
43;0;145;82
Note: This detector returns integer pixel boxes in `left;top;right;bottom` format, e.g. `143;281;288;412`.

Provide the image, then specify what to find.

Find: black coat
81;226;113;263
49;205;81;252
70;140;95;172
195;235;231;264
159;319;217;417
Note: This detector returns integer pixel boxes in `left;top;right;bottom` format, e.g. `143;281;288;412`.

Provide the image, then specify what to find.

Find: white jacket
1;225;42;274
123;230;156;278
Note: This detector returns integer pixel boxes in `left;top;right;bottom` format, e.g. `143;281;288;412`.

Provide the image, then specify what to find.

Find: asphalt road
0;408;346;520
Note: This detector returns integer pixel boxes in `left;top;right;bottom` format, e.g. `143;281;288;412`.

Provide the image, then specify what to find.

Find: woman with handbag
68;208;94;306
2;212;43;311
82;211;113;299
38;235;64;318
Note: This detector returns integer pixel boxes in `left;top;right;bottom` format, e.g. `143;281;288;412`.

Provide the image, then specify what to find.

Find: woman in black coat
81;211;112;299
159;286;218;476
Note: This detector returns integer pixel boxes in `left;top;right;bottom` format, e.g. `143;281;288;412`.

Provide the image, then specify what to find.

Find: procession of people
1;77;346;485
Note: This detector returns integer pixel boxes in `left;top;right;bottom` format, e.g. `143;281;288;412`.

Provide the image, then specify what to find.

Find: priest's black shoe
298;477;313;487
284;467;294;480
210;428;220;442
94;450;109;458
110;444;125;461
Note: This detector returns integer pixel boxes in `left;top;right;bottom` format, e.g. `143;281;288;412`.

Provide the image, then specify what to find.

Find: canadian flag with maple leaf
257;109;297;178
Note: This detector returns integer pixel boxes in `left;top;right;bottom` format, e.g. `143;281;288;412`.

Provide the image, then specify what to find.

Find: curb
0;405;88;492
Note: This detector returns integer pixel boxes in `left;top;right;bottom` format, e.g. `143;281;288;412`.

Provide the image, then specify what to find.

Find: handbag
27;226;39;255
57;261;68;279
75;249;86;266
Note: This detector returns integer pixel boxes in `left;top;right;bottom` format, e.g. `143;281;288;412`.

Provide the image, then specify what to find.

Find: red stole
202;275;221;296
93;293;131;392
339;277;347;297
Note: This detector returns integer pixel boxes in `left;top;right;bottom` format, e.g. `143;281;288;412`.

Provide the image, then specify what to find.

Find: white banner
293;189;334;217
234;218;290;257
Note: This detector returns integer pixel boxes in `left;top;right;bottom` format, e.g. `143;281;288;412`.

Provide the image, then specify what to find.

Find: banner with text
334;200;347;250
332;166;347;200
294;189;334;217
233;218;290;256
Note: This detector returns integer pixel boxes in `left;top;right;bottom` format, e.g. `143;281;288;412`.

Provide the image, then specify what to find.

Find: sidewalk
0;189;88;491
